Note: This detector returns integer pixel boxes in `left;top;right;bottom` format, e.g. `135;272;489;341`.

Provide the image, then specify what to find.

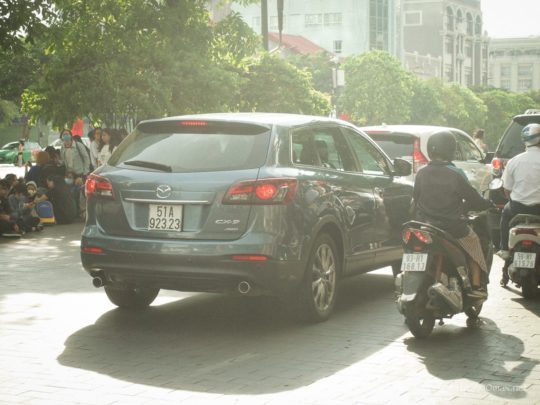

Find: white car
361;125;493;193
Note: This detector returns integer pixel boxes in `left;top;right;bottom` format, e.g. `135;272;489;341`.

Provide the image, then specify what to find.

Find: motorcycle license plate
513;252;536;269
401;254;428;272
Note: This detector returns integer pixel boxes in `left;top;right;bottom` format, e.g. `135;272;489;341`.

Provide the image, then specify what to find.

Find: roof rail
524;109;540;115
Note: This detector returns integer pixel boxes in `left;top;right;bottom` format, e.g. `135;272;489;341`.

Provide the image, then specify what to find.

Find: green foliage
0;99;19;125
438;83;487;134
340;51;415;125
287;52;334;94
239;53;331;115
409;78;445;125
476;89;536;149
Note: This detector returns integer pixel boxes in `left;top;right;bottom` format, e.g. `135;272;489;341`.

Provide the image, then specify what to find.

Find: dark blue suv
81;113;413;321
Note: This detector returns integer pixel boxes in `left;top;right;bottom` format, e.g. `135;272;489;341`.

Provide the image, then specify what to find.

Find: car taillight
86;174;114;199
521;240;534;248
223;178;297;205
491;157;507;176
413;139;428;173
403;228;432;244
179;120;208;127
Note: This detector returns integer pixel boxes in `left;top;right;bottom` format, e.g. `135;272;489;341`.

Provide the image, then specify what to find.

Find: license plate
513;252;537;269
401;253;428;272
148;204;182;231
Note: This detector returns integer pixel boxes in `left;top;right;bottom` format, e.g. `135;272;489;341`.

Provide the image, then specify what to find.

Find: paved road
1;223;539;404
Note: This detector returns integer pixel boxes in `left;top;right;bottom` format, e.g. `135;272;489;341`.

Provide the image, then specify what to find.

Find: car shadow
57;271;410;395
405;317;538;400
510;296;540;318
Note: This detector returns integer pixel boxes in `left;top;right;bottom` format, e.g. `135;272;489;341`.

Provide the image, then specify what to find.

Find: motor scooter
490;178;540;298
395;211;493;338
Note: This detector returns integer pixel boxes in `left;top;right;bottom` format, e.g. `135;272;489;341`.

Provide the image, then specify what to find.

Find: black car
489;109;540;246
81;113;413;321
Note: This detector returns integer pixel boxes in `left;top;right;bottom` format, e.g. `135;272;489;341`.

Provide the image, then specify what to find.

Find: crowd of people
0;127;127;238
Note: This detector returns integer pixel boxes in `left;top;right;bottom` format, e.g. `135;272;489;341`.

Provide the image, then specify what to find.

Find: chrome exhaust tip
238;281;251;295
92;276;105;288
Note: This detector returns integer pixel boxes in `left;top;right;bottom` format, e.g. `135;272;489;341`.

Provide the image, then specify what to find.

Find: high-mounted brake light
413;139;428;173
223;178;297;205
232;255;268;261
86;174;114;199
179;120;209;127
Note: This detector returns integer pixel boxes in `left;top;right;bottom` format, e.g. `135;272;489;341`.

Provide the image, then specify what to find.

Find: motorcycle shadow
510;296;540;318
404;317;538;400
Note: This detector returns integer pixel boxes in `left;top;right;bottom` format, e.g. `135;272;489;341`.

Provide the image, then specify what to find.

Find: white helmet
521;123;540;147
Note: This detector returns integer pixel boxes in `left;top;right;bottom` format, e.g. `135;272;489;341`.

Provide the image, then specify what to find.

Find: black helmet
427;131;456;161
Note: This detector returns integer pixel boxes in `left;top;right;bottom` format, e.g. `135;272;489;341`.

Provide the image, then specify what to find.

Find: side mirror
482;151;494;164
489;178;504;191
393;158;412;177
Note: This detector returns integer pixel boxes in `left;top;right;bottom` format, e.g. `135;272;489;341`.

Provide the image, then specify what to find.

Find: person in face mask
59;129;90;178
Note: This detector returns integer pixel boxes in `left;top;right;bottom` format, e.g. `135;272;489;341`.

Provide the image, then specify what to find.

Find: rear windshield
109;121;271;173
496;118;540;159
366;133;414;159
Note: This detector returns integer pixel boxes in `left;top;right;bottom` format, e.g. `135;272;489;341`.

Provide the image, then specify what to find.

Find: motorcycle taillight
403;228;433;245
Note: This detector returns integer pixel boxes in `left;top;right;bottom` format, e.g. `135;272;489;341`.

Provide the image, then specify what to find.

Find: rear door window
109;121;271;173
497;121;526;159
291;126;355;171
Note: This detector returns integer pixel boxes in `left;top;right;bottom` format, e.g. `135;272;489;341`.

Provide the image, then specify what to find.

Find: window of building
369;0;389;51
324;13;342;25
252;16;261;29
518;79;533;91
500;79;511;90
465;43;472;57
456;9;463;29
333;40;343;54
518;64;533;77
466;13;473;35
446;7;454;31
305;13;323;26
475;16;482;35
500;64;511;78
446;38;454;54
404;11;422;26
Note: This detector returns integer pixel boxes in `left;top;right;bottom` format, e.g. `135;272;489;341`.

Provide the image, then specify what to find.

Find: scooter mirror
489;178;503;190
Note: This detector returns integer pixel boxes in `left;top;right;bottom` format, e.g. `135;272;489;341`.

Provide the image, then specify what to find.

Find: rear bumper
81;226;305;296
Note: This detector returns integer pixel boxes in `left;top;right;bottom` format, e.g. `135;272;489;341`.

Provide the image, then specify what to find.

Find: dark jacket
46;186;76;224
413;161;492;238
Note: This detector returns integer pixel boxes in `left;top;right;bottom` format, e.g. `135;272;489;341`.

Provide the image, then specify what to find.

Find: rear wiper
123;160;172;172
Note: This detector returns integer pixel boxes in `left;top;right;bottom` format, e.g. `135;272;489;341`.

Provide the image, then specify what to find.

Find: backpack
36;201;55;225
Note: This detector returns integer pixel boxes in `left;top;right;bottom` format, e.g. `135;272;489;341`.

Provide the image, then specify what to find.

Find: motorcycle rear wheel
521;273;539;299
404;306;435;339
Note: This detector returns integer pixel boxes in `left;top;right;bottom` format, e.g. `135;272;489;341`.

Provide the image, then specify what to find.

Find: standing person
97;128;119;167
36;175;77;225
88;128;101;170
59;130;90;178
497;124;540;262
0;179;21;237
473;129;488;153
413;131;493;298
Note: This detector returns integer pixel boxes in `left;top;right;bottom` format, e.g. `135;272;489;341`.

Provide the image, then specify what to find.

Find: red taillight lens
86;174;114;199
403;228;432;244
491;158;507;176
81;246;104;254
522;240;533;248
403;229;412;243
413;139;428;173
232;255;268;261
223;179;297;205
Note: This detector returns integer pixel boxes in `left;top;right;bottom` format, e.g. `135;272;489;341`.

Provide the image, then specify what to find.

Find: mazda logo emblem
156;185;172;199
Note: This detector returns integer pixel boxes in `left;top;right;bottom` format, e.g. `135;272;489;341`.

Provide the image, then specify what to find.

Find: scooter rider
413;131;493;298
496;123;540;266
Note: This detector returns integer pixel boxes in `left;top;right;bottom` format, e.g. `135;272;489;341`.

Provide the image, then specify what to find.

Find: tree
477;89;535;148
439;83;487;134
288;52;334;94
339;51;415;125
239;53;331;115
408;78;445;126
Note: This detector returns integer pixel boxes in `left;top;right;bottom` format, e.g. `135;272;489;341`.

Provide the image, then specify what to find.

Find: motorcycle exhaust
428;283;463;313
238;281;251;295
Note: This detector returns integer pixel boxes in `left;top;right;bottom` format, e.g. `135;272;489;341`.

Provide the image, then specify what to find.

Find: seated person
8;183;41;232
0;179;21;237
36;175;77;225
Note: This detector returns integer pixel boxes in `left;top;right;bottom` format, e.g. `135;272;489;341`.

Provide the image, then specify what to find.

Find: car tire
298;233;340;323
104;285;160;309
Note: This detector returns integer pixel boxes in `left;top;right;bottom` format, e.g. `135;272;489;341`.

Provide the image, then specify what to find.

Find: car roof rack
523;109;540;115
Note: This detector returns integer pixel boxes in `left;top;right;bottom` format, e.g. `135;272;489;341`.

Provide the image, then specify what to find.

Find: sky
482;0;540;38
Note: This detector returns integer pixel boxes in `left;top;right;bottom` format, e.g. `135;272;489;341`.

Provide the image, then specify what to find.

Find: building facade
402;0;488;86
489;37;540;93
229;0;399;58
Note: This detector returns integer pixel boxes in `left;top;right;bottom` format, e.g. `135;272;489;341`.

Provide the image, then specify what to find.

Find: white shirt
502;146;540;206
90;141;99;168
97;144;115;167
